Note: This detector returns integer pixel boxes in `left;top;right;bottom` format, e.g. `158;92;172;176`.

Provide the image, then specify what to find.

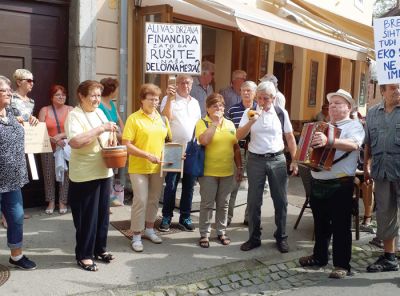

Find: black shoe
240;240;261;251
243;220;248;226
9;255;37;270
179;217;195;231
367;255;399;272
227;218;232;226
158;217;171;232
276;239;289;253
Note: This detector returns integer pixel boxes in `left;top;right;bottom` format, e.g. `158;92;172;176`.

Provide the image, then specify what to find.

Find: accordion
295;122;341;171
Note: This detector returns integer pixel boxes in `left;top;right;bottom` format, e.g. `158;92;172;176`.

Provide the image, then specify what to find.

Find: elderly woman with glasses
38;85;73;214
11;69;38;126
196;93;242;248
0;75;36;270
122;83;172;253
65;80;117;271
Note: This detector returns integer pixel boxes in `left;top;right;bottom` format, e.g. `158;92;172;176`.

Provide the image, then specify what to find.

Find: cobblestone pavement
77;243;385;296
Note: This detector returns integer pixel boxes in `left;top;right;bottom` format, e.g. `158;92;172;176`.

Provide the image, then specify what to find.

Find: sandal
299;255;323;267
329;267;348;279
217;235;231;246
199;237;209;248
94;252;115;263
77;260;98;272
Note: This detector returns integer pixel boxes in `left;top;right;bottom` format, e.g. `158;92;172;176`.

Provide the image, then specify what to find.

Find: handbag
183;120;208;177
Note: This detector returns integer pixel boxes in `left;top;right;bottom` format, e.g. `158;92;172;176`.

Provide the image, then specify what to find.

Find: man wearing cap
364;83;400;273
190;61;215;117
298;89;365;279
259;74;286;109
220;70;247;115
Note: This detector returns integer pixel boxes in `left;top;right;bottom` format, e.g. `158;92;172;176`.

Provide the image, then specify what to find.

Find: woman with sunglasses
38;85;73;214
11;69;39;126
0;75;36;270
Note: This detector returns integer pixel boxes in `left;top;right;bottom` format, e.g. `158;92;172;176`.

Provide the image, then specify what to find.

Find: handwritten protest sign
24;122;52;154
373;16;400;84
145;22;202;75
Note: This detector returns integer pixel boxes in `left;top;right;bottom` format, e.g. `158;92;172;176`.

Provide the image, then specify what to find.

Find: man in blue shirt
190;61;215;117
220;70;247;115
226;81;257;226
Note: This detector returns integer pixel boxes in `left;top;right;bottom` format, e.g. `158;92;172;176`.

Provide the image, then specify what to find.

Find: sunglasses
21;79;35;83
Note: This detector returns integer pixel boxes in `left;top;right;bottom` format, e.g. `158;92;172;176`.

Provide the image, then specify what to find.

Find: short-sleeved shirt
311;118;365;180
99;101;118;124
364;102;400;181
190;77;213;117
226;101;257;148
220;86;241;115
11;94;35;121
274;91;286;110
123;109;171;174
64;107;113;182
160;93;201;145
0;107;28;193
239;105;293;154
195;116;237;177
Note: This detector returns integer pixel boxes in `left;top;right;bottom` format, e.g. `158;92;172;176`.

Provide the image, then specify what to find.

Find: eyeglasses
21;79;35;83
54;93;66;97
258;95;274;100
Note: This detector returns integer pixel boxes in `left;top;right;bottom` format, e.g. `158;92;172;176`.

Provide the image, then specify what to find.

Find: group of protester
0;66;399;280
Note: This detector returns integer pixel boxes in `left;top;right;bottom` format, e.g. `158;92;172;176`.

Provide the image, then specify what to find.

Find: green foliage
373;0;397;17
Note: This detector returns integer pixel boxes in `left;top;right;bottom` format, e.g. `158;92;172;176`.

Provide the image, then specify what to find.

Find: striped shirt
226;101;257;148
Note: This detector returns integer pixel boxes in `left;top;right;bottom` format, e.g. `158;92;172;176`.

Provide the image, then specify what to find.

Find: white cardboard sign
145;22;202;75
373;16;400;85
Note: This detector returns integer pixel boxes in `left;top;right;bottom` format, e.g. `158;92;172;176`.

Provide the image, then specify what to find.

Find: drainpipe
119;0;128;186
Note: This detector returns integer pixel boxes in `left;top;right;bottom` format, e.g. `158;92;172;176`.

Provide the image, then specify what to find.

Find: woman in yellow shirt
196;93;242;248
122;83;171;252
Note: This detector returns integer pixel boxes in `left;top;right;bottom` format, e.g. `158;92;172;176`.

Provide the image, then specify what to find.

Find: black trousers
310;177;354;271
69;177;111;261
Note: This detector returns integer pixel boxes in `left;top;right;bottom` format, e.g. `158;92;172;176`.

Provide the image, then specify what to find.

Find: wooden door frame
132;5;173;111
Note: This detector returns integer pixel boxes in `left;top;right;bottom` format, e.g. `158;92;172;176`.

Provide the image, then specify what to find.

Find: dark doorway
0;0;69;207
274;62;293;115
324;55;341;103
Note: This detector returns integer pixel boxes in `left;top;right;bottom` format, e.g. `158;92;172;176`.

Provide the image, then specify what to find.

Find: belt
249;150;284;158
313;176;354;184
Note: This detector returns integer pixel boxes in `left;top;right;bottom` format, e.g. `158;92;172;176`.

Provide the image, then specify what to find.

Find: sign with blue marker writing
373;16;400;84
145;22;202;75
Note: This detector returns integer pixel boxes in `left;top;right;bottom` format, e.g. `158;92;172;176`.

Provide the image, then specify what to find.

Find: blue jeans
162;172;196;220
0;189;24;249
247;152;288;243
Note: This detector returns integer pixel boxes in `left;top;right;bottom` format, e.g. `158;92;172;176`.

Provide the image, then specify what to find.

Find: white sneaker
143;229;162;244
131;239;143;252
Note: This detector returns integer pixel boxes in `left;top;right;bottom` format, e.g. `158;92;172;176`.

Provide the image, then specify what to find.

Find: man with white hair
190;61;215;117
259;74;286;110
237;81;297;254
299;89;365;279
220;70;247;114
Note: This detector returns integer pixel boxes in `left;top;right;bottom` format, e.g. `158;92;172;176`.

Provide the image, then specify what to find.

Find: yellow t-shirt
65;107;113;182
195;116;237;177
123;109;172;174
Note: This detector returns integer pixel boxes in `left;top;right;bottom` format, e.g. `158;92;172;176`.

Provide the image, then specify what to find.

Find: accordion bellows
295;122;341;171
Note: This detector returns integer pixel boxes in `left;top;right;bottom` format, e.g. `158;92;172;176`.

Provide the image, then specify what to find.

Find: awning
289;0;374;49
185;0;370;61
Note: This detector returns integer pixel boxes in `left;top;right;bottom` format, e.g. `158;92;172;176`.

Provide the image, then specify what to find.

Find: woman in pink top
38;85;73;214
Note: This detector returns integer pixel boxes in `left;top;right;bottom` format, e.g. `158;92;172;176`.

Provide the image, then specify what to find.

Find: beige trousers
130;173;163;232
198;175;234;238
